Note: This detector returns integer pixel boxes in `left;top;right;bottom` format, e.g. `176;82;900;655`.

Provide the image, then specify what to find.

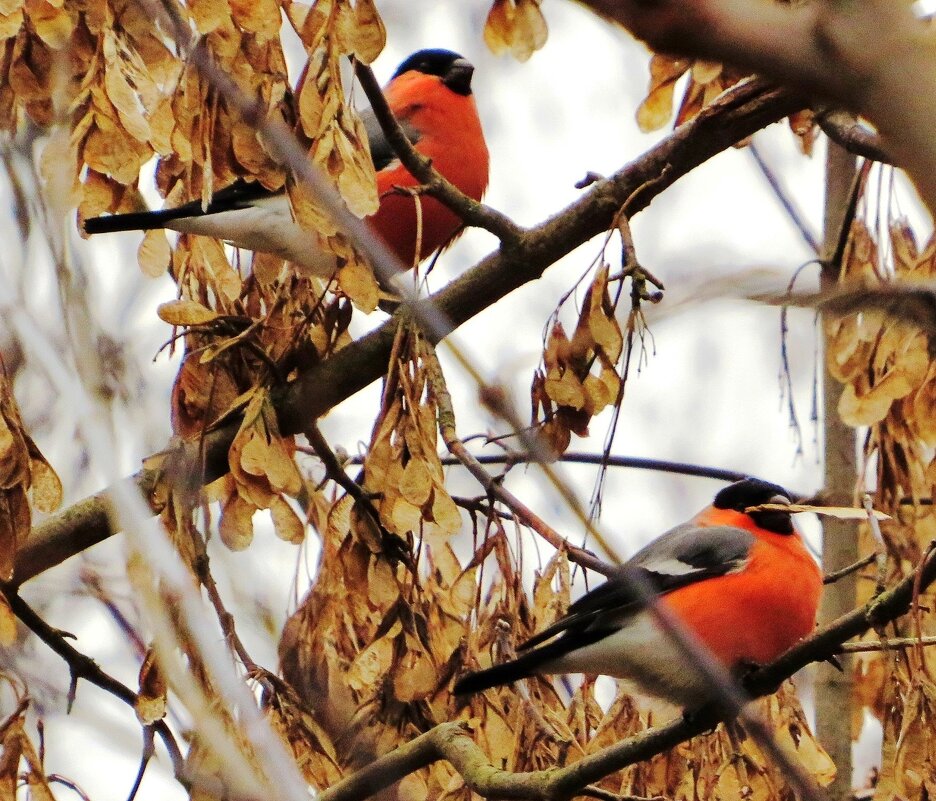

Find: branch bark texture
573;0;936;211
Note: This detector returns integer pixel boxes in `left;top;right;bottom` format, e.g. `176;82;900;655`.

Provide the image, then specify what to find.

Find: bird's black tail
83;180;271;235
453;650;545;695
83;204;201;235
454;627;615;696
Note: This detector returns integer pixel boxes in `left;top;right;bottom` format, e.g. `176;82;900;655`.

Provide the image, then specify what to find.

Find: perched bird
83;49;490;277
454;478;822;708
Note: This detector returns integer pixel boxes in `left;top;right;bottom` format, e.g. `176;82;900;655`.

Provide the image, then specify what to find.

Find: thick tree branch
12;469;161;586
572;0;936;211
310;543;936;801
15;80;802;583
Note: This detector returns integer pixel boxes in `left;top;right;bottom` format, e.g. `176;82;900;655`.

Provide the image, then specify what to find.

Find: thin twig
863;493;889;594
589;214;655;523
451;495;516;521
375;450;751;484
422;340;614;576
305;422;414;568
837;635;936;653
125;732;152;801
188;524;266;680
823;552;876;585
306;423;371;510
749;142;820;254
1;587;186;783
80;568;148;659
47;775;94;801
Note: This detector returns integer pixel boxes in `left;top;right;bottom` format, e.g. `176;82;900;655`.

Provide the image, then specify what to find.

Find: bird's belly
546;614;713;707
664;556;821;668
167;202;338;278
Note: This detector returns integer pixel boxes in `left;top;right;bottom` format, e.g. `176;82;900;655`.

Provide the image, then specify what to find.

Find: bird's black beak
443;58;474;95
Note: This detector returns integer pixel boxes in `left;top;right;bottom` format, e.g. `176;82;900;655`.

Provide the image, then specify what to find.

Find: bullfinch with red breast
83;49;490;276
454;478;822;707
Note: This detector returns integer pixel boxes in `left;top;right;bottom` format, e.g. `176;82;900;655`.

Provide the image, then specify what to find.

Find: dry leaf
138;229;171;277
484;0;547;62
270;494;305;544
637;55;690;132
28;451;61;513
337;257;379;313
157;299;220;326
219;492;255;551
0;593;16;645
136;648;168;724
746;503;892;521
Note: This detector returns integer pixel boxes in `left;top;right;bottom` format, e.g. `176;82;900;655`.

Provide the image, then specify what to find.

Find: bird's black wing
361;106;422;172
518;524;755;651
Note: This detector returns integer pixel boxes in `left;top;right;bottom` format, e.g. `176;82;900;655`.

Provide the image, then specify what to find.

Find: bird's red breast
662;506;822;669
368;70;490;268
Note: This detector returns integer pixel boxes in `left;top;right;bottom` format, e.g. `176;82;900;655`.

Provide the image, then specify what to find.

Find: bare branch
814;108;894;164
2;587;186;783
837;635;936;654
748;142;820;254
438;452;750;483
823;552;877;585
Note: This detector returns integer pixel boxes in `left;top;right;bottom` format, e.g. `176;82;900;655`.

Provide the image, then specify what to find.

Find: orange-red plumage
371;66;489;268
660;505;822;670
82;49;490;279
454;478;823;708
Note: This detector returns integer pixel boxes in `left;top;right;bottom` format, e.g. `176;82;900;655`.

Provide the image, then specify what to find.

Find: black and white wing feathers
518;524;755;652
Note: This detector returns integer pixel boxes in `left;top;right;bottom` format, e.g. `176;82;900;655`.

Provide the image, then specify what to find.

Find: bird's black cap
393;49;475;96
713;478;794;534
